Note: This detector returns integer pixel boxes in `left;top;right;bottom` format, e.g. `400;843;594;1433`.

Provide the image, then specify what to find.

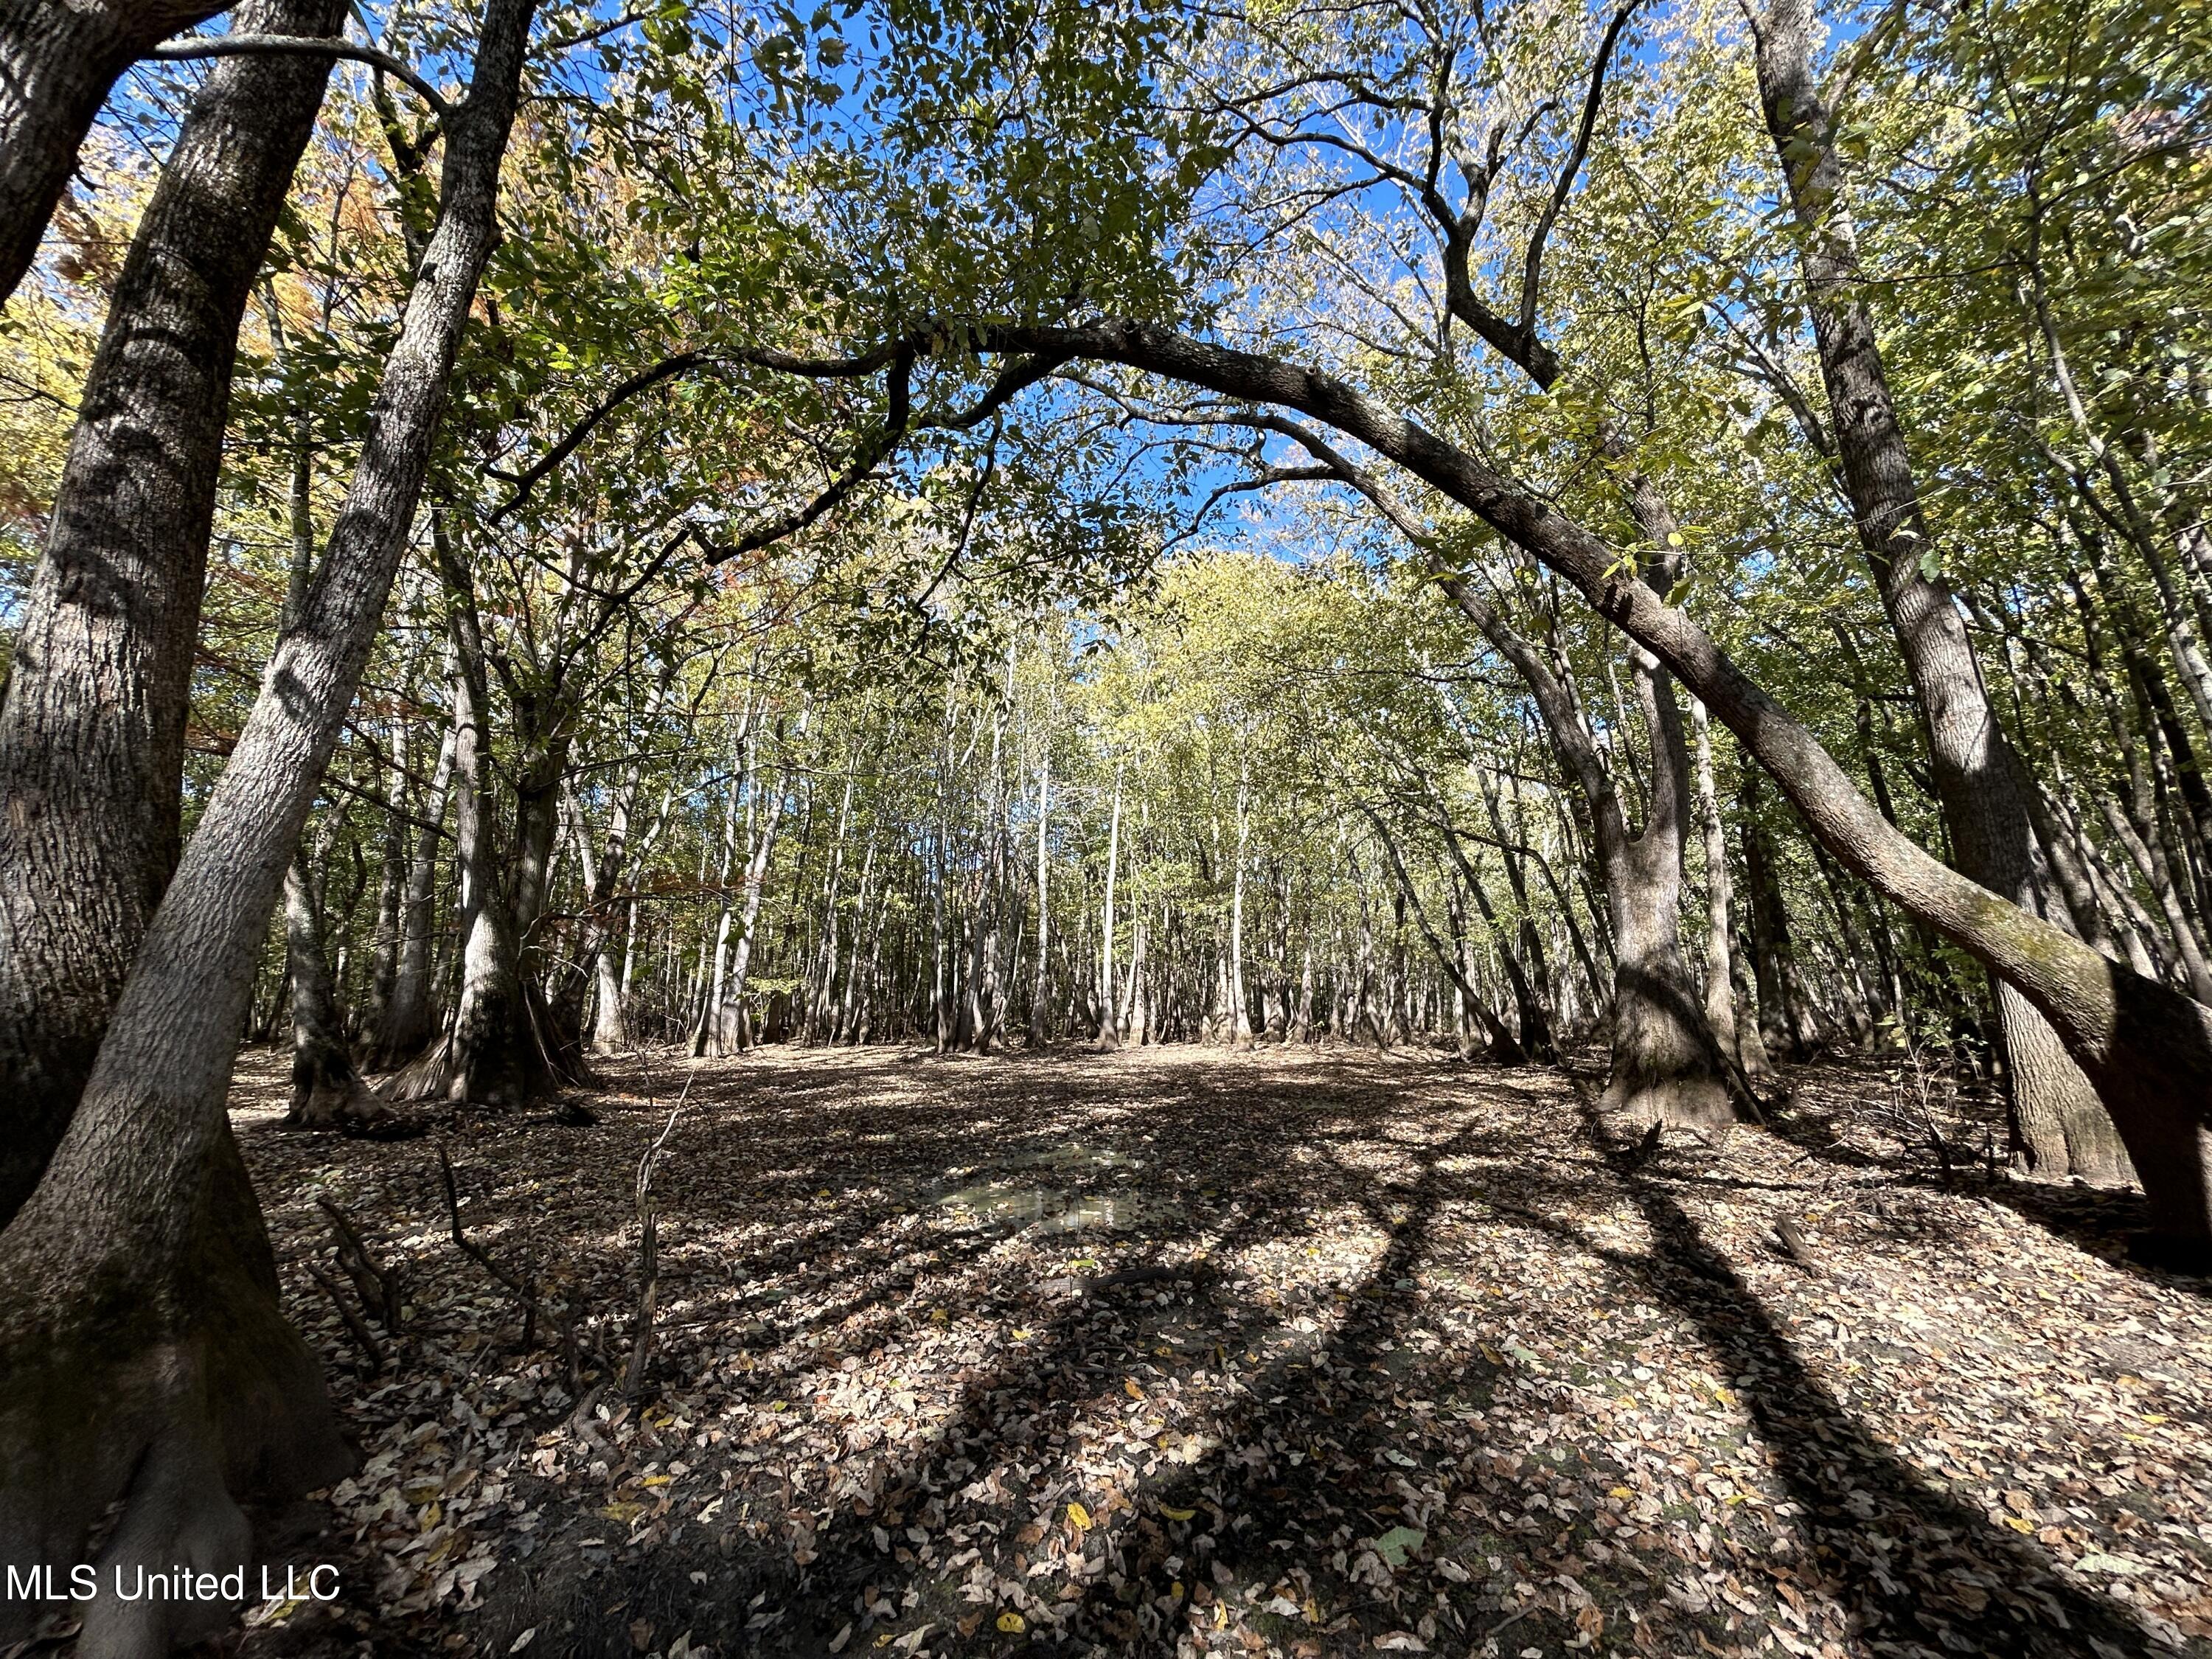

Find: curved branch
487;338;922;521
150;33;452;121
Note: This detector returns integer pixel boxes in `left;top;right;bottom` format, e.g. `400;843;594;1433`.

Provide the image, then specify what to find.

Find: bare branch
150;32;452;122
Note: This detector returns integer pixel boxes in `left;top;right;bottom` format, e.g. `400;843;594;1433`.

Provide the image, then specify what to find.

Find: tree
0;0;346;1225
0;0;535;1646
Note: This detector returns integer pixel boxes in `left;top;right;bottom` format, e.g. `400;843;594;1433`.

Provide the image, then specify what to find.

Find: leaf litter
220;1043;2212;1658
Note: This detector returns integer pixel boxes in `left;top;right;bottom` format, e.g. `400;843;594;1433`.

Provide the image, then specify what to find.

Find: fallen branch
622;1077;693;1398
307;1262;387;1370
319;1197;403;1328
436;1140;585;1393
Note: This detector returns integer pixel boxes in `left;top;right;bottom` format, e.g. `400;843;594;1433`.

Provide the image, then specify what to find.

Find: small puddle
922;1141;1173;1237
936;1183;1136;1234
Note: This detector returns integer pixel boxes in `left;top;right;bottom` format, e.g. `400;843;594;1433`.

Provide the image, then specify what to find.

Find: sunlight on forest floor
226;1046;2212;1659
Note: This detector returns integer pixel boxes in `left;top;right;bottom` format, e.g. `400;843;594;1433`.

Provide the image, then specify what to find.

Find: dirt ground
199;1042;2211;1658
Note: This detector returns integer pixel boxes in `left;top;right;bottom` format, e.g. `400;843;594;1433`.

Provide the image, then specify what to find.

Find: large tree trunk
1750;0;2129;1186
0;0;344;1229
0;4;532;1648
1435;575;1729;1126
0;0;232;304
384;585;543;1107
1602;653;1734;1130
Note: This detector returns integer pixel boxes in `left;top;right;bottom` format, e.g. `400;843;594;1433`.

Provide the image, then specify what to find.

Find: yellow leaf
1608;1486;1632;1500
1480;1346;1503;1364
641;1475;672;1488
1066;1502;1092;1531
1212;1601;1227;1629
2003;1515;2036;1534
419;1500;441;1530
995;1612;1026;1633
601;1501;644;1523
1124;1378;1144;1400
1169;1580;1184;1601
1161;1506;1196;1522
1012;1328;1032;1340
2141;1413;2168;1425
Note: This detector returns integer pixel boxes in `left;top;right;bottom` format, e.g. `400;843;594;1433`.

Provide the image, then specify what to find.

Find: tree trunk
1097;764;1122;1048
0;0;346;1228
702;708;802;1055
373;717;456;1065
0;0;232;304
1030;754;1051;1044
282;849;384;1128
1230;771;1253;1050
1692;701;1761;1076
386;543;544;1107
1751;0;2128;1186
0;2;532;1646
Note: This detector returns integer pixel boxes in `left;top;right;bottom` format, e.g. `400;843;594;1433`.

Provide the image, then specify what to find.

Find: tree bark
1750;0;2128;1185
0;0;233;304
0;1;533;1646
1097;763;1122;1048
282;848;383;1128
0;0;346;1228
1692;700;1760;1074
373;717;456;1065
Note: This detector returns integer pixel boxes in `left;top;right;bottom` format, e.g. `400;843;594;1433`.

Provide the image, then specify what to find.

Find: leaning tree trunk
987;319;2209;1235
1751;0;2129;1186
0;4;532;1649
0;0;232;303
0;0;347;1230
995;319;2212;1249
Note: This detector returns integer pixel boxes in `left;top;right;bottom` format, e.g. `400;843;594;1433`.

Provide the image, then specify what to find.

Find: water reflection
928;1141;1166;1236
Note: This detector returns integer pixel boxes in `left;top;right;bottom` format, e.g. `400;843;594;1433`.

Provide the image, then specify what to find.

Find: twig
319;1197;403;1328
307;1262;387;1370
437;1139;581;1388
622;1081;692;1398
1773;1217;1823;1275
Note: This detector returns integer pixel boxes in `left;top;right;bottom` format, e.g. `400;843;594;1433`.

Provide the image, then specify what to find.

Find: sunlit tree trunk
0;0;533;1641
0;0;345;1227
1753;0;2127;1183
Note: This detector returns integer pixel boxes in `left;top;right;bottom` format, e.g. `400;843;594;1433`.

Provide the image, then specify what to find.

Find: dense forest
1;0;2209;1653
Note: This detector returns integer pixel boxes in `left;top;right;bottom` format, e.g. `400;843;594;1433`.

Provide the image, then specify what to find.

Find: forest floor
204;1042;2211;1659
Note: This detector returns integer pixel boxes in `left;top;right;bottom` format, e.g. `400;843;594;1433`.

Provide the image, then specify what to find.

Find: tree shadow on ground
1756;1055;2211;1301
1558;1088;2160;1659
231;1044;2191;1659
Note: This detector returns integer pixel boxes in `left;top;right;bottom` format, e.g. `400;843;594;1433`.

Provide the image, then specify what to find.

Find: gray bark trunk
0;0;345;1228
1751;0;2128;1186
0;0;230;303
374;717;456;1065
0;2;534;1647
